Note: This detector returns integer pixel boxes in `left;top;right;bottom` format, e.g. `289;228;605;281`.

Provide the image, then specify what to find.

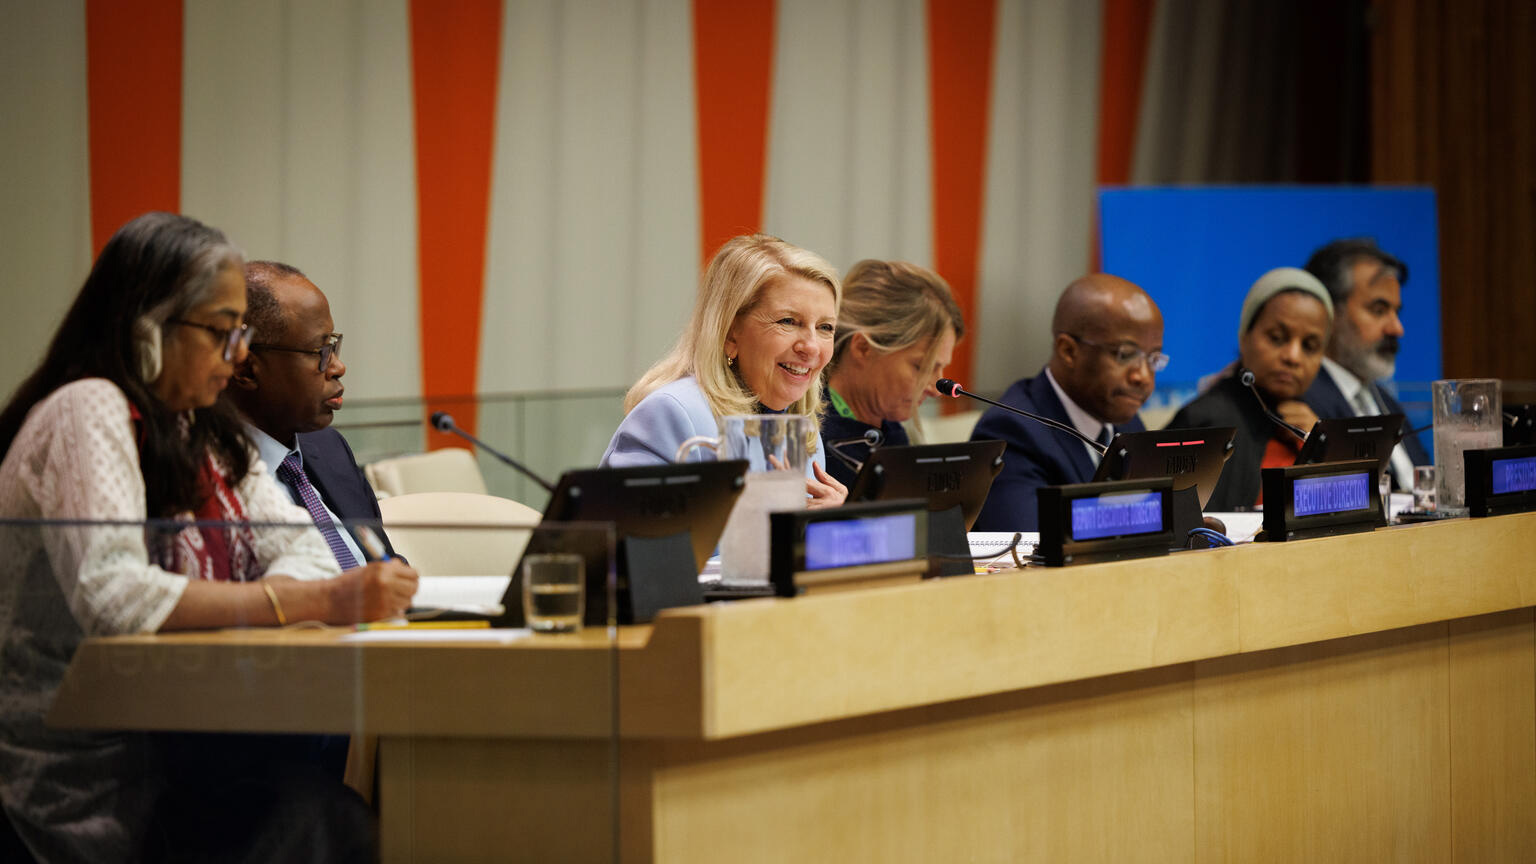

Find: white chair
365;448;488;498
918;409;983;444
377;491;541;577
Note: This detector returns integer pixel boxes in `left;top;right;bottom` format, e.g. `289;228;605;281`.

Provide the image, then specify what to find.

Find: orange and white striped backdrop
1;0;1157;437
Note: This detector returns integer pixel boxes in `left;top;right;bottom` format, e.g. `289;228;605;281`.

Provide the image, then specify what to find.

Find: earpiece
134;316;163;383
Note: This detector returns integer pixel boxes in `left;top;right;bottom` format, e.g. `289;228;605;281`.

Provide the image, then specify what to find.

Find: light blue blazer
601;376;826;478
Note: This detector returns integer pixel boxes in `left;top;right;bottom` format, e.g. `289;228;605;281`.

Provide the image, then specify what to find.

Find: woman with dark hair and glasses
0;212;417;863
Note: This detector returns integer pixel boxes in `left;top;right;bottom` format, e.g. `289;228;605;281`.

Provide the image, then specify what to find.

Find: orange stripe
693;0;776;267
927;0;996;398
1092;0;1155;269
85;0;182;255
410;0;502;448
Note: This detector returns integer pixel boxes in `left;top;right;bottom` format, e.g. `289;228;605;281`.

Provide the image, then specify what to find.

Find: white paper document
339;628;533;644
411;575;510;610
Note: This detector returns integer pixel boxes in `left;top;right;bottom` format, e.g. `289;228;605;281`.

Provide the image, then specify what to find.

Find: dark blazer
1303;367;1430;465
819;410;909;489
1167;374;1275;512
969;369;1145;532
295;426;398;559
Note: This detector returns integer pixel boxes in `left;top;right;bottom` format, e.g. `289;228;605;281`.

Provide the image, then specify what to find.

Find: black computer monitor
1091;426;1236;546
499;459;749;626
846;439;1006;576
1293;413;1404;475
1092;426;1237;511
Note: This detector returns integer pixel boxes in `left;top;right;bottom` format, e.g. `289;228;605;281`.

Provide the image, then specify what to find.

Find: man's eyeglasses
169;319;253;362
1064;333;1170;373
249;333;344;373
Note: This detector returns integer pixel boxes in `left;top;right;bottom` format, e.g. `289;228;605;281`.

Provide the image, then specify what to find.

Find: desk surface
50;512;1536;741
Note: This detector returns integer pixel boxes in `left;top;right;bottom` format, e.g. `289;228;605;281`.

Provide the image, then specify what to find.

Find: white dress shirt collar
1321;357;1372;411
245;423;300;476
1044;367;1110;464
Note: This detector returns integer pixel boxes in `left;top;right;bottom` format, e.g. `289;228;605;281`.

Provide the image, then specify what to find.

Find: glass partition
0;515;620;863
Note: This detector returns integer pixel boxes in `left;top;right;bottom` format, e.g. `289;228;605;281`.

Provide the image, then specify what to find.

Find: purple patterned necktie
277;452;359;570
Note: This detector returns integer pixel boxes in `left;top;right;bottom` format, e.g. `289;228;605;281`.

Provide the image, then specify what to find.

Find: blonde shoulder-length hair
624;234;842;450
827;259;964;439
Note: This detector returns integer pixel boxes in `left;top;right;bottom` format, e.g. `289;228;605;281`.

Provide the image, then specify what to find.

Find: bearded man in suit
1301;239;1428;491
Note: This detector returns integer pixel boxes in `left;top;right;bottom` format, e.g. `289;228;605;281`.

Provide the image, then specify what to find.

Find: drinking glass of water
1432;379;1502;514
522;553;584;633
675;414;813;583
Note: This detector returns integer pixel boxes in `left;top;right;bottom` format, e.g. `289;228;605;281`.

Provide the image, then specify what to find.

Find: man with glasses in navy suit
971;274;1166;532
228;261;396;567
1301;239;1429;492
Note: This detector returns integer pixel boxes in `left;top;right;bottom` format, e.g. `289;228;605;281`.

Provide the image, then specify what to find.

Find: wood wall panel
1193;624;1452;863
1446;608;1536;861
638;666;1197;864
1372;0;1536;383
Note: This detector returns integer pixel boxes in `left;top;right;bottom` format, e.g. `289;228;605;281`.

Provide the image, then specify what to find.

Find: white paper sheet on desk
967;532;1039;568
340;628;533;644
1205;512;1265;543
411;575;510;609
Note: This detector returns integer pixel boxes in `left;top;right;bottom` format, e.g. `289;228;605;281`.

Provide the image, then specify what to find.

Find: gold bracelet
261;581;288;627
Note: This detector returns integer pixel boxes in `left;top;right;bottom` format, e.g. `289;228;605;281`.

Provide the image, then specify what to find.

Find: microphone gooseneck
1238;368;1309;441
827;428;884;474
935;378;1108;456
427;411;556;493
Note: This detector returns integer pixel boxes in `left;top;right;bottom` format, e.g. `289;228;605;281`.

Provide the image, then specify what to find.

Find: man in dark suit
1301;239;1428;491
228;261;396;564
971;274;1165;531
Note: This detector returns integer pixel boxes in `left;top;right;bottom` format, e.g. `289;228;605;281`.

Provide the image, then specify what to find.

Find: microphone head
429;411;455;432
935;378;962;398
862;428;884;447
1239;369;1256;388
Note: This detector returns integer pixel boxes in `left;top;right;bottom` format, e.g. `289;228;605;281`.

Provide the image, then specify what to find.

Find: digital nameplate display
1036;477;1174;567
1292;471;1373;517
803;513;918;570
769;499;931;596
1260;458;1382;542
1464;445;1536;518
1492;456;1536;495
1069;490;1165;540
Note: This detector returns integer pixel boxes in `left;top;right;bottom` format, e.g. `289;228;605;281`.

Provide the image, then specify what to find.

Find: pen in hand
354;525;391;562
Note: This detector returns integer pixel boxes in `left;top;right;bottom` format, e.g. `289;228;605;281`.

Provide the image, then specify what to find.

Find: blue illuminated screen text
1491;456;1536;495
1069;491;1163;540
803;513;918;570
1292;472;1372;517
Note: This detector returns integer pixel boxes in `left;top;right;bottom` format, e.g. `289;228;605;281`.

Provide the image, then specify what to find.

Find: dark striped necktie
276;453;359;570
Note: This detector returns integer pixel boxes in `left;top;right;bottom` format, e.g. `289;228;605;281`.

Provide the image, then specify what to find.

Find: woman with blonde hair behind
820;259;964;486
601;234;847;507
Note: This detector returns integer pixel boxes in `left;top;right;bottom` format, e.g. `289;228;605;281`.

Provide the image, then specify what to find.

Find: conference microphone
935;378;1107;455
1238;369;1309;441
826;428;884;474
429;411;555;493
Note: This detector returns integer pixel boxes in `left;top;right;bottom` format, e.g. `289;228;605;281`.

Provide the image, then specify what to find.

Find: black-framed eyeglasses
249;333;344;373
1064;333;1170;373
169;318;253;362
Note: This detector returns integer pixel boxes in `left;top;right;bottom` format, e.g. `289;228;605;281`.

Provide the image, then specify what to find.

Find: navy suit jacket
294;426;398;560
1303;368;1430;465
969;370;1145;532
